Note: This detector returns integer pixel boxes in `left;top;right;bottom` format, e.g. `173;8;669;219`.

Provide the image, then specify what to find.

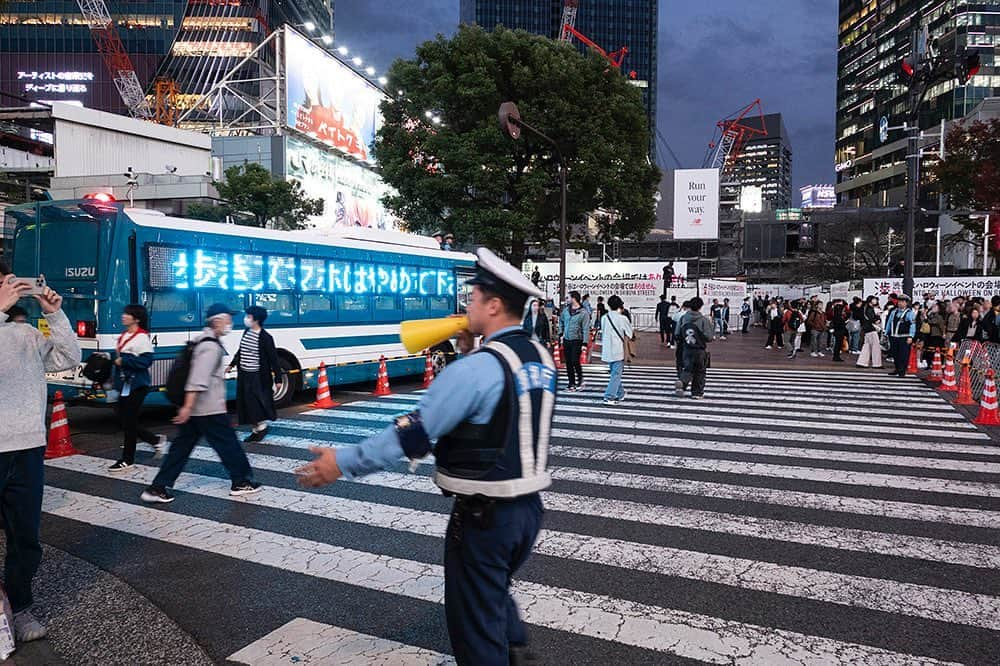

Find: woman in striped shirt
231;306;281;443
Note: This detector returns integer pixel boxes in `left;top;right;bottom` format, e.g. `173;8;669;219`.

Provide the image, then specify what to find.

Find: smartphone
18;277;46;296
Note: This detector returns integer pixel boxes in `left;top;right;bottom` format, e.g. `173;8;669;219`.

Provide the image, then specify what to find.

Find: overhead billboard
284;27;384;165
286;137;401;232
672;169;719;240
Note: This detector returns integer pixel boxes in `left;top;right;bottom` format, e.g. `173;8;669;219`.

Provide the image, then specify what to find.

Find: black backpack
681;319;708;350
164;338;222;406
81;353;113;385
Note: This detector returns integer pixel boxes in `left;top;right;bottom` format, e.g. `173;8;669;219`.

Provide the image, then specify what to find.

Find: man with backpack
675;297;714;399
141;303;261;503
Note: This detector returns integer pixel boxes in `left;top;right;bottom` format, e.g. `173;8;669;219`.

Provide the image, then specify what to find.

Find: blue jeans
152;414;254;489
849;329;861;352
0;446;45;613
604;360;624;401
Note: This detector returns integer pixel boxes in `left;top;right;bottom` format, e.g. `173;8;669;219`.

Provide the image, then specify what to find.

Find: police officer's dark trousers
445;493;543;665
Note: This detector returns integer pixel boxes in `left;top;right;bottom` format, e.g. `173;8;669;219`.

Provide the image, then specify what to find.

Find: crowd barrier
952;340;1000;401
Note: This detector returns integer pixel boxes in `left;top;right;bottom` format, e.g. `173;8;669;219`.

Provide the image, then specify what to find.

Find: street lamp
321;35;333;45
852;237;861;280
302;21;316;32
886;228;894;277
498;101;568;303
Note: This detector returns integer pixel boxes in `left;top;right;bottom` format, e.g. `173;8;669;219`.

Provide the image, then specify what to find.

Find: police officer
296;248;555;665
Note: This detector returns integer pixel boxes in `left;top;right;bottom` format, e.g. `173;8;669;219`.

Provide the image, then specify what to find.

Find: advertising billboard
698;279;747;302
286;137;401;232
524;261;688;310
800;184;836;209
863;277;1000;301
284;27;384;165
672;169;719;239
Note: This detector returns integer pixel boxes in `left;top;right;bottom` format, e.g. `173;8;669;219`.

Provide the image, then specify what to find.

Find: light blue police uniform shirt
335;325;522;479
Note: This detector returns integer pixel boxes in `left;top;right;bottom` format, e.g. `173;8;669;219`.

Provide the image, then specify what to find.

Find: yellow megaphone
399;317;469;354
400;316;470;354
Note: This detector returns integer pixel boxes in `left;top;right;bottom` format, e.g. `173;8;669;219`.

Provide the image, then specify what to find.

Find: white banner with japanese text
525;261;688;310
863;277;1000;301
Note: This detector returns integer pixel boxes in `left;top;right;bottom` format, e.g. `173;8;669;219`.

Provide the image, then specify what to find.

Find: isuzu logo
65;267;95;279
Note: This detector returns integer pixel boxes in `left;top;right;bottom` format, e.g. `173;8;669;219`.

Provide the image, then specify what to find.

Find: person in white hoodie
600;295;634;405
0;263;81;643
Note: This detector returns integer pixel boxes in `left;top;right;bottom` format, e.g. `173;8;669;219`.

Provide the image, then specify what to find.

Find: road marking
228;618;454;665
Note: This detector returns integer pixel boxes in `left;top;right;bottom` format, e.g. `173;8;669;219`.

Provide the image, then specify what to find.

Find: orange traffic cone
580;343;590;366
374;355;392;396
939;352;957;392
311;362;339;409
974;370;1000;425
553;341;564;369
928;350;943;383
955;358;976;405
45;391;80;459
906;345;919;375
422;352;435;389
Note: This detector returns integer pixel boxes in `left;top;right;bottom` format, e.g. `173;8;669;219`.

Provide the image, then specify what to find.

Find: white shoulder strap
484;340;547;480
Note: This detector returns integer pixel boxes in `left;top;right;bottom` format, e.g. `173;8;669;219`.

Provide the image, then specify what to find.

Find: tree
214;162;324;230
373;25;660;263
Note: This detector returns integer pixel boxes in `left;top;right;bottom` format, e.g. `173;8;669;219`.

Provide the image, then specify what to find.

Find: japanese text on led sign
18;71;93;95
147;246;455;297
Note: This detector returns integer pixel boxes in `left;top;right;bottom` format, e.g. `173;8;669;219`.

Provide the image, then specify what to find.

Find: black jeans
563;339;584;387
115;386;158;464
765;327;784;348
833;333;847;360
152;414;254;489
890;337;912;376
0;447;44;613
741;316;750;333
680;347;708;397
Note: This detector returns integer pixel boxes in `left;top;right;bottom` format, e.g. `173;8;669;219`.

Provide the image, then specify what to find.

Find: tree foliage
933;119;1000;233
213;162;324;231
373;25;660;262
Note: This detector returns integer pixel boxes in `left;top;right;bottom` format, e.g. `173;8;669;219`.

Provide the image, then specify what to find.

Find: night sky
334;1;838;205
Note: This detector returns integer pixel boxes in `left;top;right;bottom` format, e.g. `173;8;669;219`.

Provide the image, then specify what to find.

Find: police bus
3;197;475;405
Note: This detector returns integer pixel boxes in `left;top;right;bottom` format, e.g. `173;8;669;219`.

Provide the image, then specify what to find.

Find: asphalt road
24;365;1000;664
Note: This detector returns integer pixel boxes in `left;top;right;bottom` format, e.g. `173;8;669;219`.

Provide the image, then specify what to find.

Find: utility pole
903;24;921;297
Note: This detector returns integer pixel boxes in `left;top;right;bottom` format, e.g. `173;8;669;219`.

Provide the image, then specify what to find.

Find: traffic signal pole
903;27;921;298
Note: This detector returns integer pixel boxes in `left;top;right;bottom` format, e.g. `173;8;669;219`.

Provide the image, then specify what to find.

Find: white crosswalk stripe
43;367;1000;664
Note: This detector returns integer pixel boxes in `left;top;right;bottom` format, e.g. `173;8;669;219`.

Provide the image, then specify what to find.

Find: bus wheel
273;356;299;408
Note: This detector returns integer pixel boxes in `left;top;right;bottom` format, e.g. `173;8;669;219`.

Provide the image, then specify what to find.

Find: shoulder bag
607;315;637;364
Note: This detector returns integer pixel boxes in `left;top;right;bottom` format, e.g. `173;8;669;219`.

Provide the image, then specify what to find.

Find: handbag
607;315;637;364
919;321;931;334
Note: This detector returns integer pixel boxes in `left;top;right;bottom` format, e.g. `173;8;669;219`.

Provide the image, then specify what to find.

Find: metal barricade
954;340;998;400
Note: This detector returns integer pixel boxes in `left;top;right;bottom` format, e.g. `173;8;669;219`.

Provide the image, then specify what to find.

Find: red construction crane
76;0;152;119
558;0;633;76
559;0;579;41
704;99;767;176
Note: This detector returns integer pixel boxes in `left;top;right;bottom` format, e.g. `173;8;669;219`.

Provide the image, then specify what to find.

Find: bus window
336;294;369;322
199;290;245;323
428;296;453;314
403;296;426;315
299;258;327;292
299;293;336;325
253;293;297;324
147;292;197;329
372;295;399;322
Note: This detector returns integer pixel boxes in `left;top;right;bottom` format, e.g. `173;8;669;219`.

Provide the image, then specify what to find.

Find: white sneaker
809;352;818;357
764;345;772;349
817;352;825;357
13;610;47;642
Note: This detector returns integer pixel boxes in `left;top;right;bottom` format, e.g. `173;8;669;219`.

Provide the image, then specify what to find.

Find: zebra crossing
40;365;1000;664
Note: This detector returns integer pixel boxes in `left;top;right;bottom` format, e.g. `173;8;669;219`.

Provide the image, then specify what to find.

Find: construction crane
76;0;152;119
558;0;633;76
559;0;578;41
703;99;767;177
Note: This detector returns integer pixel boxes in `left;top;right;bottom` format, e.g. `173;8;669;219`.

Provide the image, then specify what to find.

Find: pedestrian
655;294;671;346
141;303;262;503
856;295;884;369
764;300;783;349
0;264;81;643
442;234;455;251
600;295;633;405
786;304;806;360
953;305;986;345
522;298;551;345
231;305;281;443
831;301;849;362
848;297;863;354
884;294;916;377
666;295;679;347
296;248;554;665
675;297;713;399
740;297;751;334
945;300;962;347
530;267;541;288
560;291;590;392
674;300;690;377
662;261;675;296
710;298;723;337
594;296;607;332
581;294;593;318
922;301;946;366
720;298;731;338
807;301;828;358
109;304;168;471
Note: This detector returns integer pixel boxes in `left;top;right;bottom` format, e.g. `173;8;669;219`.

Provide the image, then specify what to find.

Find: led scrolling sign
147;246;455;297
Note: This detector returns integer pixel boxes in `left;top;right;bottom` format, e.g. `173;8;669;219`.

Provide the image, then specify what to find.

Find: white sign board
750;284;808;300
672;169;719;240
863;277;1000;301
830;281;852;301
526;261;688;310
698;279;748;302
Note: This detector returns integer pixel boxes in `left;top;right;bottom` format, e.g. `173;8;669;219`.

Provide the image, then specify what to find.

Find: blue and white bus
4;198;475;405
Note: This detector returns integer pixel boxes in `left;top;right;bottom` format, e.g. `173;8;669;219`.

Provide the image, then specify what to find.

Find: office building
460;0;658;159
836;0;1000;207
729;112;793;210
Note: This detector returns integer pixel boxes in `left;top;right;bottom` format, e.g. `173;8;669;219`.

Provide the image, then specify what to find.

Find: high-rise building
836;1;999;207
729;113;793;211
0;1;334;117
460;0;658;160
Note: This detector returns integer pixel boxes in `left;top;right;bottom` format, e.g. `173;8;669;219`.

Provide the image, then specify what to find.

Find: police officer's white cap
466;248;545;300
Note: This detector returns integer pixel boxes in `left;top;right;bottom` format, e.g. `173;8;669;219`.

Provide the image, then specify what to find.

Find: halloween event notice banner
863;277;1000;301
284;27;384;165
526;261;688;310
698;279;748;302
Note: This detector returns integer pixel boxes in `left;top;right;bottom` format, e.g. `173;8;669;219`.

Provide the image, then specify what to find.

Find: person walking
807;302;828;358
847;297;863;354
720;298;731;338
0;265;81;643
655;295;671;346
297;249;554;665
522;298;551;345
109;304;168;471
560;291;590;392
786;304;806;360
831;301;849;362
675;297;714;399
856;295;884;369
884;294;916;377
231;306;282;443
600;295;633;405
710;299;724;338
141;303;262;503
764;300;783;349
674;300;690;377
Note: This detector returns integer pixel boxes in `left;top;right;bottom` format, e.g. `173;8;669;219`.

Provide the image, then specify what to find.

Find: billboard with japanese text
863;277;1000;300
525;261;688;310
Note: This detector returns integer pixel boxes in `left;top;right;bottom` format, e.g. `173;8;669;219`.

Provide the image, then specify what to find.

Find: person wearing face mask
521;298;551;345
230;306;281;443
140;303;262;504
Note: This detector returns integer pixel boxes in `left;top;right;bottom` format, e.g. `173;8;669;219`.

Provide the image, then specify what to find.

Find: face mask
244;316;254;328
